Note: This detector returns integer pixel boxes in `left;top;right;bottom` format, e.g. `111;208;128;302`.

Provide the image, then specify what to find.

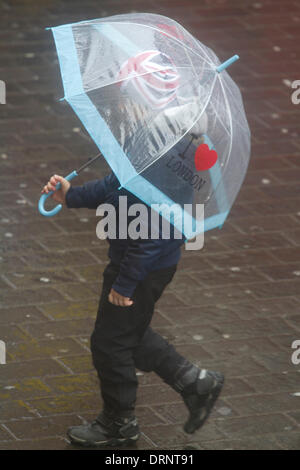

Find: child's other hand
41;174;71;205
108;288;133;307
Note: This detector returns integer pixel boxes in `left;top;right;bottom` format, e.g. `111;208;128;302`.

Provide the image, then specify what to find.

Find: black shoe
176;365;224;434
67;411;140;448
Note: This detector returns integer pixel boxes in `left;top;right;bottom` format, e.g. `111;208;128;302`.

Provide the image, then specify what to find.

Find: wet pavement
0;0;300;450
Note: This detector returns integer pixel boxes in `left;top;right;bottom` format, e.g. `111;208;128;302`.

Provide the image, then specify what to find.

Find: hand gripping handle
38;170;78;217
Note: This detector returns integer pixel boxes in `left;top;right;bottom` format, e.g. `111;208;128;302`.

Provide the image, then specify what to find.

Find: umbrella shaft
76;153;102;174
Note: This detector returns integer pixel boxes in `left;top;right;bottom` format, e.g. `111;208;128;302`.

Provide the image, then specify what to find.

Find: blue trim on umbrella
204;210;228;232
203;134;229;228
52;25;137;185
50;21;227;238
51;25;84;98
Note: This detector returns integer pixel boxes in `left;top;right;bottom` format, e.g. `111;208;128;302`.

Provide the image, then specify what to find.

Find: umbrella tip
216;55;239;73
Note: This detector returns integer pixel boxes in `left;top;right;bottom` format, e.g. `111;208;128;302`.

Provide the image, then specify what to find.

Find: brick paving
0;0;300;451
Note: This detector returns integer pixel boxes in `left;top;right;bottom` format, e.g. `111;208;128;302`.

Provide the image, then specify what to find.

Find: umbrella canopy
48;13;251;239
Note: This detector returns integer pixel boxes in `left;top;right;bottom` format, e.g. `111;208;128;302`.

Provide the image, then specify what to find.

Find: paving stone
253;352;300;374
150;310;173;328
214;317;297;340
274;432;300;451
243;372;300;394
0;377;52;401
0;359;68;384
226;392;300;415
258;263;300;281
0;255;28;273
156;292;189;309
7;337;87;361
40;233;101;251
232;215;299;234
21;318;95;340
199;435;282;450
177;254;213;272
272;248;300;264
45;374;98;394
143;422;225;448
207;249;278;269
26;392;103;416
250;279;300;299
54;282;98;301
221;378;256;398
0;220;62;240
136;406;168;427
247;199;300;218
4;414;82;440
158;304;239;326
0;306;46;324
0;426;14;441
181;284;256;306
0;324;33;344
0;400;38;421
58;355;95;374
216;414;297;438
202;337;281;361
221;232;292;251
20;250;98;270
39;299;98;320
0;286;65;308
0;437;69;450
71;264;105;282
4;268;78;289
0;239;43;257
189;266;267;287
227;297;300;320
287;410;300;425
267;333;300;353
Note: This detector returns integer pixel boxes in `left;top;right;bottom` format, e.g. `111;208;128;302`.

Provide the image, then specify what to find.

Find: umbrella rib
216;75;233;174
92;21;215;66
83;66;200;92
72;18;218;72
218;77;250;135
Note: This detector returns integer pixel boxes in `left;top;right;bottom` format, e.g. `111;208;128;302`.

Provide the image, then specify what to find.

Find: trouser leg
90;262;178;415
133;327;186;379
132;269;191;387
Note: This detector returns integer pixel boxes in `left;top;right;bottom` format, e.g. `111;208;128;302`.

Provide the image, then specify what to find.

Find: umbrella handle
38;170;78;217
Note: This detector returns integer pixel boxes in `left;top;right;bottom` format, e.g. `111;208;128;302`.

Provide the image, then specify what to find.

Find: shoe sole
67;430;140;448
184;372;224;434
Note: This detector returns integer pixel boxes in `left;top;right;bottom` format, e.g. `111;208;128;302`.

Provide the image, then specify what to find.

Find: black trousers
90;262;186;415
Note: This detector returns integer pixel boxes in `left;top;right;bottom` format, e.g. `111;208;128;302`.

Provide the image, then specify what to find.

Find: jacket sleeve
111;238;168;298
65;172;119;209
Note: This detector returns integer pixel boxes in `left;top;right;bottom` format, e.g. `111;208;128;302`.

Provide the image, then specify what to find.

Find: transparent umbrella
38;13;251;240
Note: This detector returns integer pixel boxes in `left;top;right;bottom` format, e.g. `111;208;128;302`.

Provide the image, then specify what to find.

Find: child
41;172;224;448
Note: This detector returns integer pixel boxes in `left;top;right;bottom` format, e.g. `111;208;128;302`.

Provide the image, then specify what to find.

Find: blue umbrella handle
38;170;78;217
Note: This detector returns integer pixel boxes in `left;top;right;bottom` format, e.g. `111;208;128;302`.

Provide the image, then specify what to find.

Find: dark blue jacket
66;172;184;298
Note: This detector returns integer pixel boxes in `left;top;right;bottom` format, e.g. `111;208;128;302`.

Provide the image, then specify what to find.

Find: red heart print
194;143;218;171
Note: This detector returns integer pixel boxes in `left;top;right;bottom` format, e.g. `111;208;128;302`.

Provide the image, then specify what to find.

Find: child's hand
41;174;71;205
108;288;133;307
